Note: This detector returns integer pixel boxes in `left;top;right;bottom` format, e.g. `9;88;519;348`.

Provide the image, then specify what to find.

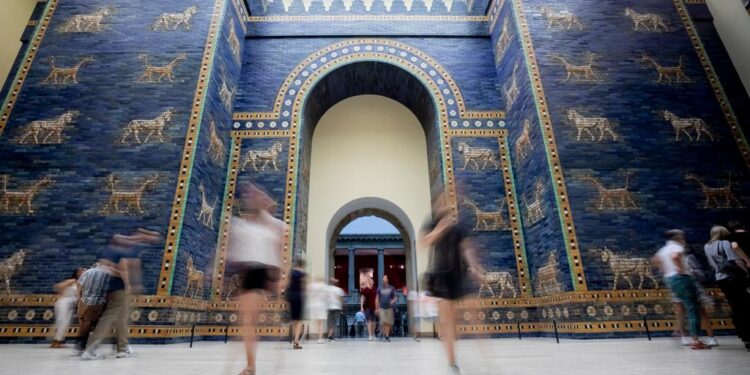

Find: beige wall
0;0;38;89
306;95;432;292
707;0;750;97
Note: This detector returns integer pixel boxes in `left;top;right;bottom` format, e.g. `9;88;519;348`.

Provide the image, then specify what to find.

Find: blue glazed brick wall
0;0;217;295
245;0;491;15
521;0;750;292
495;0;573;296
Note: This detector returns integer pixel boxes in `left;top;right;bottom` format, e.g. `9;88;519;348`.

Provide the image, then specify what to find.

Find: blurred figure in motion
228;182;286;373
360;275;377;341
82;228;160;360
376;275;397;341
671;246;717;347
408;289;439;342
704;225;750;351
653;229;710;350
308;278;329;344
73;263;114;356
326;278;345;341
51;267;85;348
286;257;306;350
420;191;484;373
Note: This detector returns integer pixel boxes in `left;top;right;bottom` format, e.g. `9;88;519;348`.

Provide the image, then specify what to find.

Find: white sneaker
367;336;373;341
81;351;103;360
317;339;324;344
115;346;134;358
680;336;692;346
703;337;719;347
70;348;83;357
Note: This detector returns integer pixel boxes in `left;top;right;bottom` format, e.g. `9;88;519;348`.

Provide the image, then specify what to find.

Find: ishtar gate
1;0;750;374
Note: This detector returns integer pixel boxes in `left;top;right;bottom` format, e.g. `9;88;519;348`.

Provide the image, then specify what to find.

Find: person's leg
85;301;119;354
316;319;324;343
719;279;750;344
240;291;262;371
110;291;130;353
53;299;73;344
438;299;457;366
293;320;304;346
673;276;704;347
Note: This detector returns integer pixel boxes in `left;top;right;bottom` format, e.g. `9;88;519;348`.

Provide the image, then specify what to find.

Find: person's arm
375;291;380;311
420;216;456;247
360;292;365;312
650;255;663;273
54;278;76;294
460;237;485;279
730;242;750;269
390;290;397;306
671;252;685;274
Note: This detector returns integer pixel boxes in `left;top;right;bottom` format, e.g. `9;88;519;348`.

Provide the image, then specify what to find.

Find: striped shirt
78;267;112;305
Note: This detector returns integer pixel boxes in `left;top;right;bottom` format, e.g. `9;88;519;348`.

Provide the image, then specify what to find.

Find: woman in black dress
421;191;484;373
286;257;306;349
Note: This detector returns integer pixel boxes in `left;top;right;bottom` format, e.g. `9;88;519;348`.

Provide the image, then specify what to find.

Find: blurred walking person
51;268;85;348
72;263;113;356
653;230;710;350
287;257;306;350
326;278;345;341
420;191;484;373
82;228;159;360
408;290;439;342
308;278;329;344
704;225;750;351
672;246;718;346
360;276;377;341
376;275;397;341
228;182;286;373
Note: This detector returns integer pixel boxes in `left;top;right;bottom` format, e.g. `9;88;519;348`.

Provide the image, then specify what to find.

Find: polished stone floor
1;337;747;375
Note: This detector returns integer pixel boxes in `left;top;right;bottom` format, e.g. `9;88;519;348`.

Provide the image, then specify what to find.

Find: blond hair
709;225;730;242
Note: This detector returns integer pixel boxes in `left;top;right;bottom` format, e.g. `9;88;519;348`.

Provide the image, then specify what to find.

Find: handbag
716;241;749;281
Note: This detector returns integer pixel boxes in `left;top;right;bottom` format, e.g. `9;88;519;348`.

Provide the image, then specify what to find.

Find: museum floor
1;337;747;375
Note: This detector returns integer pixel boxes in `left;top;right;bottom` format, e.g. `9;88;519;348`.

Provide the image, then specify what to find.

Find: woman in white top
228;182;287;375
51;267;85;348
307;279;329;343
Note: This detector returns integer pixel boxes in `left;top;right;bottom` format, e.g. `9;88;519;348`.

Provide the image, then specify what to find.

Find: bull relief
591;246;659;290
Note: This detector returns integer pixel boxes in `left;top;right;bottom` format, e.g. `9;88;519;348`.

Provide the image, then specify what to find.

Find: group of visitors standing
654;225;750;351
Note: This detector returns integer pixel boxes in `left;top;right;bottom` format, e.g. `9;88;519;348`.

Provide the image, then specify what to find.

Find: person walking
420;191;484;373
82;228;159;360
653;229;710;350
72;263;114;356
704;225;750;351
326;278;345;341
360;276;377;341
376;275;397;341
227;182;286;374
671;247;718;347
308;278;329;344
51;268;85;348
287;257;307;350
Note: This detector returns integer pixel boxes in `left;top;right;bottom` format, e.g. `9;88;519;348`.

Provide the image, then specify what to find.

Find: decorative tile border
247;15;488;22
511;0;587;291
487;0;506;33
673;0;750;170
157;0;228;295
0;0;58;138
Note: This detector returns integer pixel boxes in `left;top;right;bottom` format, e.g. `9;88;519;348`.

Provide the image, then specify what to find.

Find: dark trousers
718;278;750;342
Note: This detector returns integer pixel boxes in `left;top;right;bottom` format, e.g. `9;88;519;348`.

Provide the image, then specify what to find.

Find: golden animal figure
184;256;204;299
219;75;236;110
120;109;174;144
515;119;533;161
640;55;690;83
581;172;639;211
457;142;499;171
57;6;113;33
152;5;199;31
242;142;284;172
660;110;714;142
523;180;545;225
137;53;187;83
17;110;79;145
42;57;93;85
463;198;508;231
207;120;226;166
495;16;511;66
535;251;560;296
685;174;743;209
100;174;159;215
0;175;53;215
566;109;616;142
477;271;516;298
624;8;669;32
593;246;659;290
0;250;26;295
227;19;241;63
539;6;583;30
197;184;217;228
549;53;601;82
504;62;520;112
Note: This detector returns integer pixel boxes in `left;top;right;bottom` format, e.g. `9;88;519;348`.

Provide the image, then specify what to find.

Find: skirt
240;262;280;292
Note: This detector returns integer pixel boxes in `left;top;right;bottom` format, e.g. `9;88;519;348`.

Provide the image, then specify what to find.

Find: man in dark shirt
360;276;377;341
82;228;159;360
376;275;397;341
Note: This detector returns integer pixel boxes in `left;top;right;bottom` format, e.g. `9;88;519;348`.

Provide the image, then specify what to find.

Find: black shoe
385;337;390;342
